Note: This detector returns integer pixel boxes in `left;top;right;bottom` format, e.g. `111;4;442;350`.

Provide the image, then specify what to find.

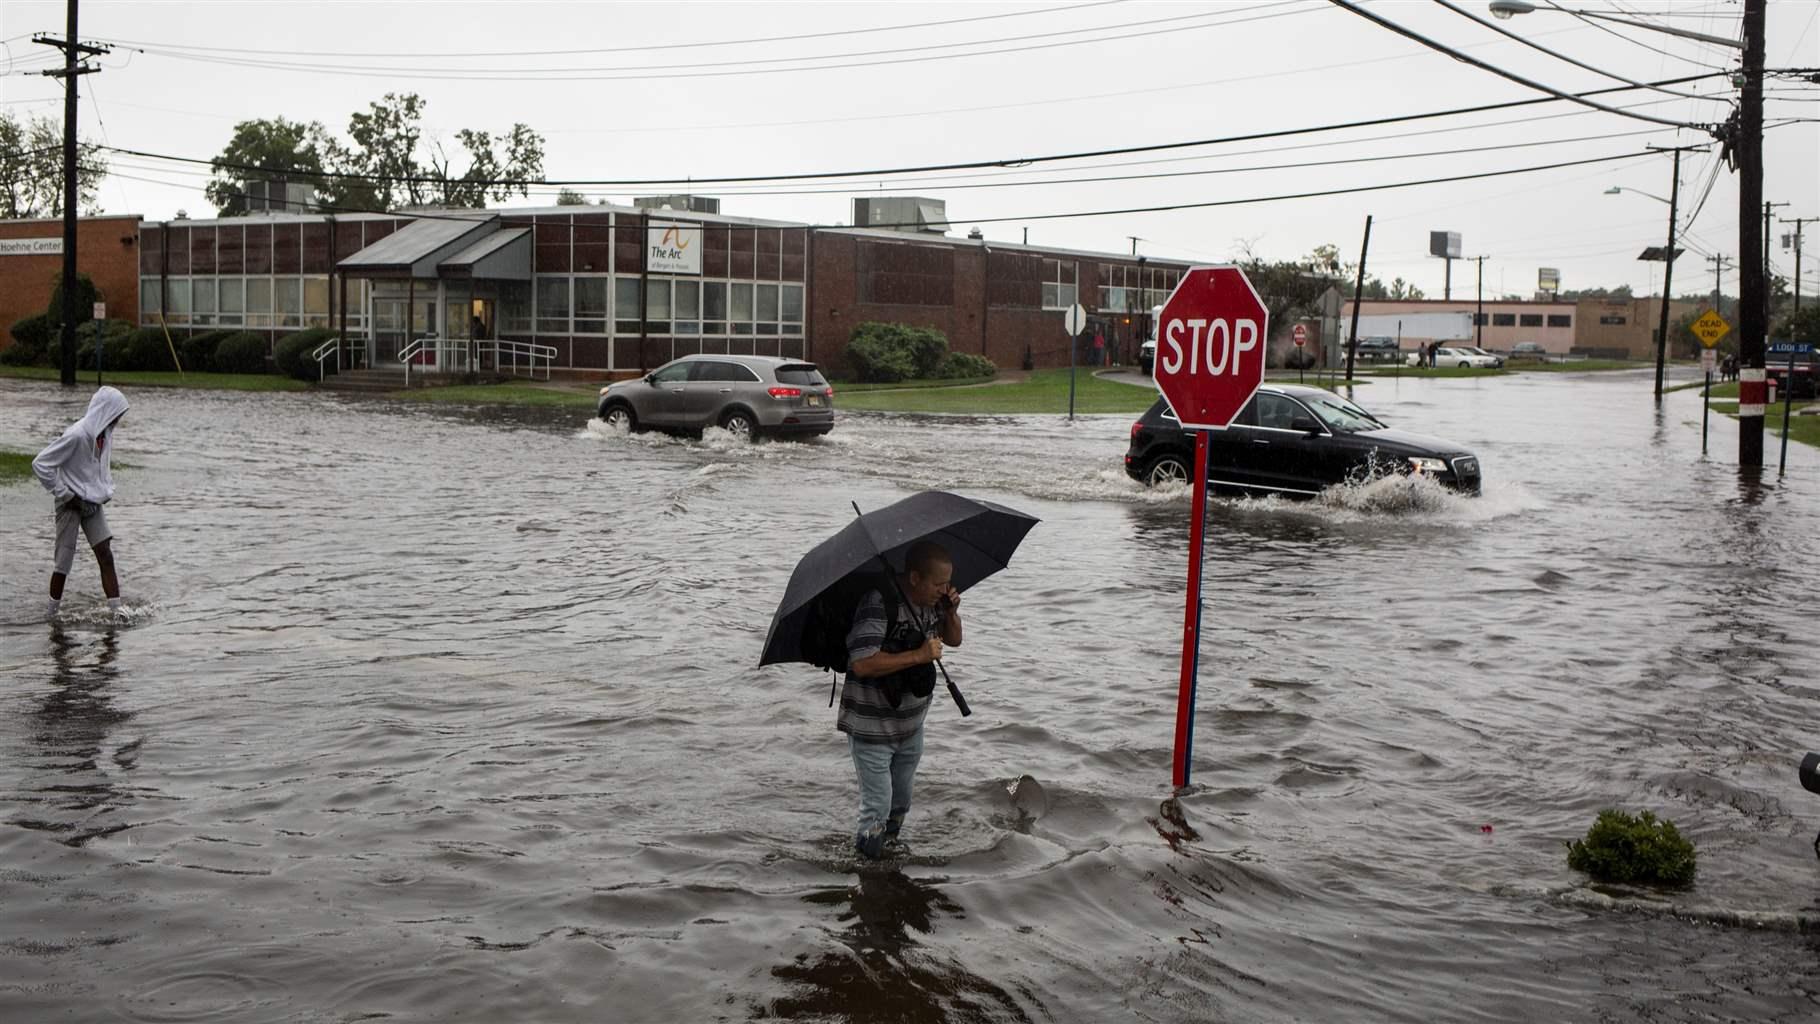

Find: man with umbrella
759;490;1040;862
839;540;960;860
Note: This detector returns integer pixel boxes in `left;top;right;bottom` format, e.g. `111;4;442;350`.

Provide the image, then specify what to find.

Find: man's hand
920;637;944;665
939;585;961;615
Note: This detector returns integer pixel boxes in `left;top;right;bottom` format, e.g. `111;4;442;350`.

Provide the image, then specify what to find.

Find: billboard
646;220;703;274
1428;231;1461;259
1538;267;1560;293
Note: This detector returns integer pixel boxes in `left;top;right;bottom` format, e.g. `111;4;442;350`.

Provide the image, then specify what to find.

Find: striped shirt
836;589;942;742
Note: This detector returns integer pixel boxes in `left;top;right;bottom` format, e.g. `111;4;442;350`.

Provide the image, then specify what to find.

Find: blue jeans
850;730;923;859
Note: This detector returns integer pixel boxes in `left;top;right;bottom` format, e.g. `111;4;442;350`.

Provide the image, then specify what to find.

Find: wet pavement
2;369;1818;1022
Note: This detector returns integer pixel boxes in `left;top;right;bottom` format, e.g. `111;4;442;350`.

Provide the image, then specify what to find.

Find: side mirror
644;373;656;385
1291;417;1323;435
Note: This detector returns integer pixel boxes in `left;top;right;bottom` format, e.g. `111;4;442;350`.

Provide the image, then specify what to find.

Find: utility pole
1786;218;1815;312
33;1;110;388
1708;254;1734;316
1764;200;1789;327
1646;144;1701;400
1473;255;1487;348
1345;214;1372;382
1736;0;1766;467
1127;236;1142;256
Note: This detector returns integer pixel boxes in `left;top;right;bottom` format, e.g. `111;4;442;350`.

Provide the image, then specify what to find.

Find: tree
1560;285;1633;300
555;188;589;206
205;94;546;215
0;111;108;218
205;117;333;216
1774;304;1820;346
1388;277;1426;300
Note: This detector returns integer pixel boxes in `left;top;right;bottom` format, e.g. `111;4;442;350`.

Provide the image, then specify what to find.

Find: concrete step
319;368;409;392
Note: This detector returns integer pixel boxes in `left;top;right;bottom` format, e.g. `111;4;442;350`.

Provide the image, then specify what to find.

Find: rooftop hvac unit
633;195;721;214
852;197;948;235
243;179;316;213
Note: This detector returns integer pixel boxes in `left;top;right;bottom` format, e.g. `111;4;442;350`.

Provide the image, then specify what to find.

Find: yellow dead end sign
1692;309;1731;348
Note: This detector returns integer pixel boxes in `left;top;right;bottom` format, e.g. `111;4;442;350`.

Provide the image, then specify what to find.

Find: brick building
1342;296;1700;358
2;204;1190;374
0;215;141;340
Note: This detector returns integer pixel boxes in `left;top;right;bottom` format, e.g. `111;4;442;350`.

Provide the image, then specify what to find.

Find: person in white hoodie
32;386;130;619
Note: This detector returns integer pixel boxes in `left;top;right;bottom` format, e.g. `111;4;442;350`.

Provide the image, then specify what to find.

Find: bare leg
50;572;67;600
94;540;120;600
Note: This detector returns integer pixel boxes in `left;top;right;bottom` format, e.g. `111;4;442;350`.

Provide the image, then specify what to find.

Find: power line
101;73;1722;191
90;1;1126;59
103;148;1660;232
117;3;1323;83
1328;0;1711;130
1431;0;1713;102
1543;0;1735;72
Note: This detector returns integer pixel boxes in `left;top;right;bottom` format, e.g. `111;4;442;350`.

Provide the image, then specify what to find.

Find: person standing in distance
838;541;962;860
32;386;130;620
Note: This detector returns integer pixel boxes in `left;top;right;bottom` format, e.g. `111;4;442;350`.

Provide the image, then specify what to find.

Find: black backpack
802;572;898;690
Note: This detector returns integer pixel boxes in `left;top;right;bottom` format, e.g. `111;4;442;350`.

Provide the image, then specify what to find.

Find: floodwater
2;369;1818;1023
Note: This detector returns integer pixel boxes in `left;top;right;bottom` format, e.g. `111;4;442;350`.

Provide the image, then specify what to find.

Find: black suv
1123;385;1481;496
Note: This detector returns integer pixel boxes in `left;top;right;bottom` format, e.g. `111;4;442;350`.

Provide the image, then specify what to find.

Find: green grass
1511;359;1650;373
387;382;599;408
835;368;1157;414
0;450;32;485
829;375;998;393
0;365;307;392
1356;365;1510;379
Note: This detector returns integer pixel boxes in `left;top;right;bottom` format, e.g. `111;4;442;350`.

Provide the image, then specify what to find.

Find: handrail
400;335;434;388
477;339;558;380
312;336;340;382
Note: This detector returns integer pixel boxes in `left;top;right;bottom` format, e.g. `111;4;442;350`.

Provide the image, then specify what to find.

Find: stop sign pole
1152;266;1268;790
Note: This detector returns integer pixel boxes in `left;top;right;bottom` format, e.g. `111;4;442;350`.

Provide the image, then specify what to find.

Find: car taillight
767;386;802;399
824;386;835;397
1130;421;1143;441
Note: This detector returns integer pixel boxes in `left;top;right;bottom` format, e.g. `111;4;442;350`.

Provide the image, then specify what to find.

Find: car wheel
1458;361;1471;369
719;408;756;440
602;403;637;432
1146;453;1191;487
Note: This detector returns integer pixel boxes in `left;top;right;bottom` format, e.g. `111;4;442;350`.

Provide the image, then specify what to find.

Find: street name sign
1692;310;1731;348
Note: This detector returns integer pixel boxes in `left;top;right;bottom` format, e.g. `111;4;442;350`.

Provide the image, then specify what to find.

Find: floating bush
1566;809;1697;887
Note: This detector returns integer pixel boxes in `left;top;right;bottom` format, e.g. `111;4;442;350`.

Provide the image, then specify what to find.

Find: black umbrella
759;491;1041;715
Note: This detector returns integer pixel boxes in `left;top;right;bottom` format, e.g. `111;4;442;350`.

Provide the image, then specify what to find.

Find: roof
438;227;532;280
338;215;497;277
820;225;1193;267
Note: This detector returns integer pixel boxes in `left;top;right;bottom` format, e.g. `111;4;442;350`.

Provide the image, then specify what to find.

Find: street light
1494;0;1766;463
1605;185;1671;205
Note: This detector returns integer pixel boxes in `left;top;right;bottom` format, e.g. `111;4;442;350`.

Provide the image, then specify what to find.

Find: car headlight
598;386;612;397
1407;457;1448;474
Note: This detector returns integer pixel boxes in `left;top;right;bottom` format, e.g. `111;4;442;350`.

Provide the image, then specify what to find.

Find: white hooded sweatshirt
33;386;130;506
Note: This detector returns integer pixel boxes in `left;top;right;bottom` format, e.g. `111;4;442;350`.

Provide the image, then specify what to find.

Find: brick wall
0;215;142;350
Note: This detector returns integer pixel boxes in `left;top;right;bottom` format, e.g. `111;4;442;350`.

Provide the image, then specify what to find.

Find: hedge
212;332;269;374
845;321;955;384
274;328;338;381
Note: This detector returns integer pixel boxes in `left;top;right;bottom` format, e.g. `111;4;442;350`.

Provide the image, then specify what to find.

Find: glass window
191;279;216;325
1519;314;1543;327
781;283;803;326
303;276;330;327
645;279;672;320
247;277;272;327
275;277;302;328
689;360;759;382
650;361;691;384
673;280;700;335
218;278;244;323
614;277;641;335
730;282;753;334
1547;314;1572;328
536;276;570;333
756;283;779;323
165;279;191;324
501;280;531;333
1255;393;1312;431
1491;313;1516;327
1598;314;1625;325
575;277;609;334
140;277;161;317
702;281;726;334
775;364;827;387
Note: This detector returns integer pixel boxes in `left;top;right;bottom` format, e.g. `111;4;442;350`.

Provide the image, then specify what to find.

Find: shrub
933;352;997;379
212;332;269;374
79;320;135;371
45;272;100;327
274;328;337;381
116;327;180;372
845;321;951;383
6;312;55;364
180;329;234;371
1566;809;1697;887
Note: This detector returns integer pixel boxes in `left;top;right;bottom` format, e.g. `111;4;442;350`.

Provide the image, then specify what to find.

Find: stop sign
1153;266;1269;430
1292;324;1308;347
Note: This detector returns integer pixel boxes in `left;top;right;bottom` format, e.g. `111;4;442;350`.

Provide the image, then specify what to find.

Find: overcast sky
3;1;1815;300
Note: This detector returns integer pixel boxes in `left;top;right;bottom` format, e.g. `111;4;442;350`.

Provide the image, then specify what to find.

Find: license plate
806;395;822;407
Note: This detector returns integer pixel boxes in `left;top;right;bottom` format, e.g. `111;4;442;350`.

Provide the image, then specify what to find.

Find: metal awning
438;227;531;281
337;215;497;279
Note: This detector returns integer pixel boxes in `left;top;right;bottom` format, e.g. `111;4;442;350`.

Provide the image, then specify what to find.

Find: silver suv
596;354;835;439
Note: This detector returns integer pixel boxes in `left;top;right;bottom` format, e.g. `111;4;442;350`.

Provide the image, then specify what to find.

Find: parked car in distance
1508;341;1549;362
1139;303;1163;375
1767;342;1818;399
1407;346;1502;369
597;354;834;439
1353;336;1401;363
1123;385;1482;496
1458;345;1505;368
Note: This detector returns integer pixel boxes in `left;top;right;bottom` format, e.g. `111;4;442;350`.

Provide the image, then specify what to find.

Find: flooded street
3;369;1819;1022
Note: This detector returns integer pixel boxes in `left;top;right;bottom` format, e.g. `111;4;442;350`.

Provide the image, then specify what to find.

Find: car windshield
775;364;827;386
1301;393;1385;432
